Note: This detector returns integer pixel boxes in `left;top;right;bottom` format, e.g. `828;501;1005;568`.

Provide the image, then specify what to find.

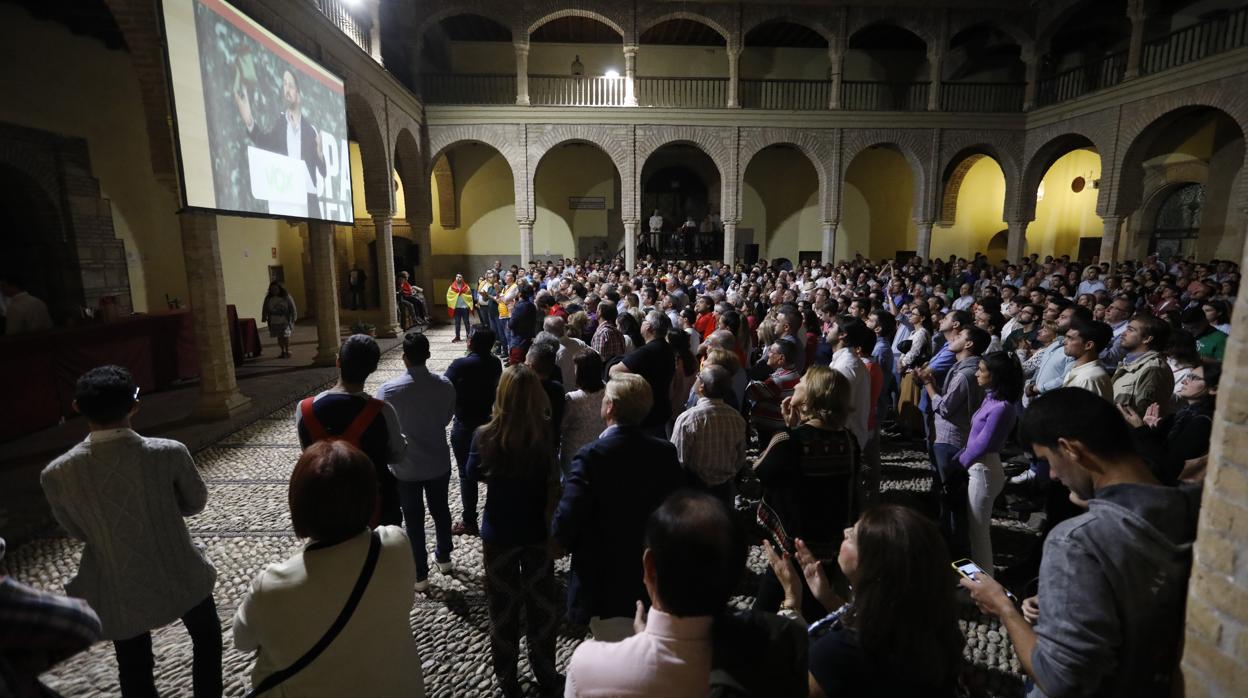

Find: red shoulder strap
300;397;328;442
341;399;385;446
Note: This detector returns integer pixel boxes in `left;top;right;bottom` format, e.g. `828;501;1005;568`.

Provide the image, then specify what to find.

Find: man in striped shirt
671;365;747;507
747;339;800;443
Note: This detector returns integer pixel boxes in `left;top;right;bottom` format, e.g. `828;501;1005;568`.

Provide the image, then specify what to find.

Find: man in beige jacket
1112;313;1174;415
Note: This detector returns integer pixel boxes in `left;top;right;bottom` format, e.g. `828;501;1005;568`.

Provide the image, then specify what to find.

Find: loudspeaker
744;244;759;265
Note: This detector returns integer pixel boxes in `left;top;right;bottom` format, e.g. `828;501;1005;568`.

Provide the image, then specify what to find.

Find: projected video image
162;0;354;223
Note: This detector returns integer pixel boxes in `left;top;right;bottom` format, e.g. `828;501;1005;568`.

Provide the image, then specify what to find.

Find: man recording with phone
960;388;1199;698
234;66;327;216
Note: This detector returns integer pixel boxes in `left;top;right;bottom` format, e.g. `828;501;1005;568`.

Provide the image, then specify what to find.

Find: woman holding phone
764;505;962;698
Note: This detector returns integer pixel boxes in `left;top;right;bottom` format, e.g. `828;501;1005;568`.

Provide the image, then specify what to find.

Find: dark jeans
930;442;971;560
114;595;221;698
450;420;480;527
454;307;471;338
349;288;364;310
397;296;416;328
397;473;453;579
483;542;562;695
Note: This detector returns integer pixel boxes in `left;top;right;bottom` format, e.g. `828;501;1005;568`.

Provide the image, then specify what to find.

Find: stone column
371;212;400;338
915;220;934;260
927;48;943;111
828;45;844;109
179;213;250;419
1022;49;1039;110
515;42;531;106
623;220;639;270
821;220;838;264
1125;0;1147;80
1006;220;1030;262
722;220;738;265
308;221;341;366
1099;216;1122;264
624;44;638;107
727;47;741;108
519;219;534;267
410;217;435;317
1181;206;1248;694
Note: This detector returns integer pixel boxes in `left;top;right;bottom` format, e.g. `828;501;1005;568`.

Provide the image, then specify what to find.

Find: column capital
367;209;393;220
623;44;638;56
513;41;530;54
1127;0;1147;21
516;218;534;227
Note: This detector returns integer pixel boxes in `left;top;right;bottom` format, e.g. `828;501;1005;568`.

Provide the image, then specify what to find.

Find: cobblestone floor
8;325;1031;697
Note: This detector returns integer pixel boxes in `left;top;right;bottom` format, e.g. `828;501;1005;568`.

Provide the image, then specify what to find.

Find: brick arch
946;15;1034;53
737;128;838;223
526;124;634;221
1108;79;1248;218
427;124;526;216
527;7;627;41
1020;114;1116;222
937;132;1024;223
637;11;734;49
345;88;392;217
740;12;835;48
839;130;932;222
635;125;737;220
846;8;936;52
414;6;516;70
393;127;427;224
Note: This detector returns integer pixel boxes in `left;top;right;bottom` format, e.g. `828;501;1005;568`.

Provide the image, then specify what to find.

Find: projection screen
160;0;354;223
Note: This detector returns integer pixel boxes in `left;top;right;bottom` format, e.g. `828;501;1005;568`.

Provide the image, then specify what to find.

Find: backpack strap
341;399;385;446
300;397;328;442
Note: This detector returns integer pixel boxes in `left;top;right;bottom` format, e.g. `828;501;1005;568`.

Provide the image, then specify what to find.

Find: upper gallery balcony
409;2;1247;113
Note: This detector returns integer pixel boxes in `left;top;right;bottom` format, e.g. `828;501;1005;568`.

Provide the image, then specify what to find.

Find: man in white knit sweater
40;365;220;697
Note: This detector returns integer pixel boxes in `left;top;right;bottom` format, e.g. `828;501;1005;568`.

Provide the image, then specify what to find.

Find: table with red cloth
226;305;262;364
0;310;197;442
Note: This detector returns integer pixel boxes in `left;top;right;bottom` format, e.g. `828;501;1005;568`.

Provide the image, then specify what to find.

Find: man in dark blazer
552;373;690;641
235;68;327;216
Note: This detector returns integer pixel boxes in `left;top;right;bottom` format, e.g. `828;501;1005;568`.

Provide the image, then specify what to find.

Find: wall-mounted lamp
604;69;620;79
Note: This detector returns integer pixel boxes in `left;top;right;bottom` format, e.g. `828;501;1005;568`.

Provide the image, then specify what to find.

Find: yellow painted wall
348;141;405;219
1029;149;1103;258
449;41;832;79
533;145;616;257
429;145;518;255
216;217;294;320
842;148;917;259
931;157;1007;261
741;148;821;260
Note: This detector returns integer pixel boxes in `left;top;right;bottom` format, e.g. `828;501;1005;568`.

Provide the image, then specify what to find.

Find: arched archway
1035;0;1130;105
934;153;1010;260
1027;144;1104;259
417;13;514;105
943;23;1026;111
636;17;730;107
842;145;919;259
528;14;625;106
741;145;821;261
740;20;831;109
844;23;929;110
639;143;722;259
1114;105;1245;260
427;141;517;305
344;90;391;217
532;141;623;260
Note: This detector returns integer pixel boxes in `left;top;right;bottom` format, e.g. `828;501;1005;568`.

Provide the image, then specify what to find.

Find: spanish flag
446;280;474;317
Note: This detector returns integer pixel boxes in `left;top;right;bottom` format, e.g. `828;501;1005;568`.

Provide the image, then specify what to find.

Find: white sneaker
414;578;430;592
1009;470;1036;486
434;560;453;574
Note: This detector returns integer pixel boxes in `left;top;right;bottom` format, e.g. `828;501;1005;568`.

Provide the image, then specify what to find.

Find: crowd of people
2;249;1237;697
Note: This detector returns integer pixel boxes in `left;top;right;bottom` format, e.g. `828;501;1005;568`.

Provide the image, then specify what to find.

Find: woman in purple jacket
958;351;1023;571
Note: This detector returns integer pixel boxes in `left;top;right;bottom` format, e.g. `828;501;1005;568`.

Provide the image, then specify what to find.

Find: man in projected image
233;66;327;216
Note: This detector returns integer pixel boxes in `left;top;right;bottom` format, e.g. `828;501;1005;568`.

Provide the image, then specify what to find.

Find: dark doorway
0;165;77;325
643;165;710;231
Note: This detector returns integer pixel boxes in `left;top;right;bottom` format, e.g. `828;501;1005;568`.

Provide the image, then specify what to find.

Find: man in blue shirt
378;331;456;589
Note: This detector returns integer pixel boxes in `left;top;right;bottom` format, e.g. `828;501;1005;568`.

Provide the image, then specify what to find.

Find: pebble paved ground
8;324;1032;697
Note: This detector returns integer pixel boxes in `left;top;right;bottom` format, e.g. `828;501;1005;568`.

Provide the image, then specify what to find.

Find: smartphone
952;558;1018;603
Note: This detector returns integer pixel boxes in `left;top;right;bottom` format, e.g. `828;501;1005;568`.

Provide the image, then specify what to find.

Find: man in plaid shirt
0;537;102;695
591;301;627;361
671;365;747;507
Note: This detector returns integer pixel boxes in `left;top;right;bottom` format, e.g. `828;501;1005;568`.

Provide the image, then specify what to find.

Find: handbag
244;531;381;698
